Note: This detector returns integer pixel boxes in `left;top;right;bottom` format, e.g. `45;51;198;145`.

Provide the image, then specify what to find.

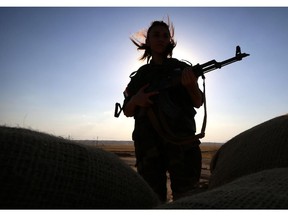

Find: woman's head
131;19;176;62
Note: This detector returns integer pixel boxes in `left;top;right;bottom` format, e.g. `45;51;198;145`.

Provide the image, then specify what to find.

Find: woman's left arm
181;67;203;108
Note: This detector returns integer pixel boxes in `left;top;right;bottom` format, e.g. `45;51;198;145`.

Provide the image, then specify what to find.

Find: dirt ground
95;143;220;202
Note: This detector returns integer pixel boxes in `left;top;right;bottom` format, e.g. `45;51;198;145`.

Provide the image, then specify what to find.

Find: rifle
114;46;249;118
191;45;249;77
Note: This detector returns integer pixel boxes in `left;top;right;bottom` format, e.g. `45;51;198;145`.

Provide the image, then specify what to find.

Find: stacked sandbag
0;126;159;209
160;168;288;209
209;114;288;189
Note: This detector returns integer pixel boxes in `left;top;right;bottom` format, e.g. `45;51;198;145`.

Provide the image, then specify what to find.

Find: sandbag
209;114;288;189
0;126;159;209
160;167;288;209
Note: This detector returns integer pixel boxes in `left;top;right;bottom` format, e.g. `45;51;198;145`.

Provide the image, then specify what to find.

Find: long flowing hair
130;18;177;63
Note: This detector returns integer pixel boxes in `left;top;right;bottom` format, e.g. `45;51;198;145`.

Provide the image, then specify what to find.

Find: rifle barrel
199;52;250;76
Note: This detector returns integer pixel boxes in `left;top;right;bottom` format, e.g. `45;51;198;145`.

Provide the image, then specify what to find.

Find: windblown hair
130;19;177;63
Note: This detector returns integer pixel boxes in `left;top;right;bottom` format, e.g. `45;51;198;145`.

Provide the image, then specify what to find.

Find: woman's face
147;25;171;56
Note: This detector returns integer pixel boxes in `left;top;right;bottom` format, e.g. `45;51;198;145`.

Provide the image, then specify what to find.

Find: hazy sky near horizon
1;7;287;142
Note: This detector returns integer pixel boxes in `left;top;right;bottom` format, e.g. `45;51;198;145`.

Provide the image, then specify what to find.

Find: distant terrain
76;140;223;147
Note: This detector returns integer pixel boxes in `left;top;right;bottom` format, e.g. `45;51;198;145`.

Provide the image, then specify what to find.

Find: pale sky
1;6;287;142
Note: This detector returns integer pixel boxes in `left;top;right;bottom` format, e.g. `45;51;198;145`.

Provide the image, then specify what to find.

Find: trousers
134;136;202;202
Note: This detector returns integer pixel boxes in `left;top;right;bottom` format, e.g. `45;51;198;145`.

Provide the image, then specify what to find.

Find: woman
122;19;203;202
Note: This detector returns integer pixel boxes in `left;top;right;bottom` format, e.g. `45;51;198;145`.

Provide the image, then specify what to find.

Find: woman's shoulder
167;58;192;67
130;58;191;77
129;63;151;78
128;63;150;80
137;63;151;72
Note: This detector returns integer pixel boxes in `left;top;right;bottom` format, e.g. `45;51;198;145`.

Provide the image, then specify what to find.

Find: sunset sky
1;5;287;142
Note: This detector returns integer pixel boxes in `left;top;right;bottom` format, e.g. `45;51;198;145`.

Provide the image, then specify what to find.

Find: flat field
96;143;220;169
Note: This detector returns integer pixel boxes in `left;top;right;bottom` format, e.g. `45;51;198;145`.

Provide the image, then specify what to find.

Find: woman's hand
132;84;159;107
181;67;198;88
123;84;158;117
181;67;203;108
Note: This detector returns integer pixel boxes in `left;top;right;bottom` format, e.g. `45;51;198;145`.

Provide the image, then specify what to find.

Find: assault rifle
189;45;249;77
114;46;249;118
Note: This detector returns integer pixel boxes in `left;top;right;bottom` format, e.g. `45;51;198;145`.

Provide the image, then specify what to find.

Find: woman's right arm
123;84;159;117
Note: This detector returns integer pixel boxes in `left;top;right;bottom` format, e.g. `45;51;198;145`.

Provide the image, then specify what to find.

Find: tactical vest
124;58;201;145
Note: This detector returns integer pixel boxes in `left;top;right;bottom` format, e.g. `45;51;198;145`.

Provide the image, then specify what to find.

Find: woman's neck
151;53;166;65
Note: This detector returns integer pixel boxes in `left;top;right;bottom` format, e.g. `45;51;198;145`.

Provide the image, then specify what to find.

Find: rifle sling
147;75;207;145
